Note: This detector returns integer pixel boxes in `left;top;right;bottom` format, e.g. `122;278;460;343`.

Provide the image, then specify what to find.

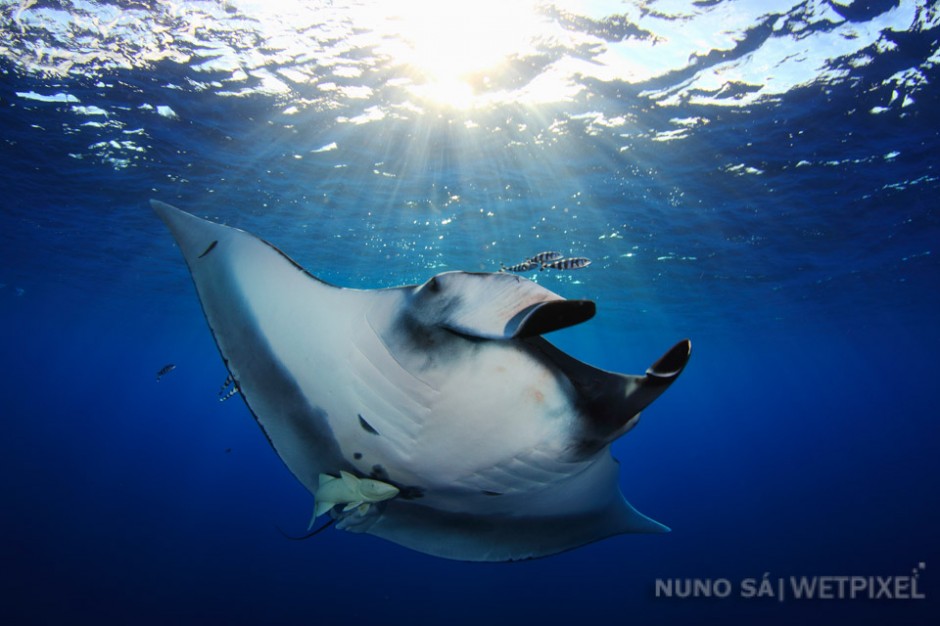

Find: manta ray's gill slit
363;310;439;393
464;446;588;493
197;240;218;258
358;414;380;435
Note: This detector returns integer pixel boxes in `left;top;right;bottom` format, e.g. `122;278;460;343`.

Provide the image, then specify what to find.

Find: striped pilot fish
541;257;592;271
529;251;563;264
500;251;563;273
500;259;539;273
219;373;239;402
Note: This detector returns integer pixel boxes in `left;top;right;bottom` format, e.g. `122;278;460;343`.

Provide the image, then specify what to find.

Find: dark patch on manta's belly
358;414;380;435
388;310;480;373
398;485;425;499
353;452;363;460
197;240;218;258
395;312;443;353
205;306;345;480
370;464;389;481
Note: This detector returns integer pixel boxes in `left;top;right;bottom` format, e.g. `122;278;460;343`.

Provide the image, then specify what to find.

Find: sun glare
229;0;566;109
379;0;542;108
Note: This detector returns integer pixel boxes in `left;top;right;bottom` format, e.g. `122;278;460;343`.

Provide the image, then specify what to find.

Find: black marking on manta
370;464;389;481
358;414;380;435
397;485;426;500
198;240;218;258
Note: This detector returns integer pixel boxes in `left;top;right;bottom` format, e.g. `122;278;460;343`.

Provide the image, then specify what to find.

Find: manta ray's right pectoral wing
526;337;692;457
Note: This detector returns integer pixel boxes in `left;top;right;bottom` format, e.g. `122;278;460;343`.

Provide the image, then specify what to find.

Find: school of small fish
500;251;592;273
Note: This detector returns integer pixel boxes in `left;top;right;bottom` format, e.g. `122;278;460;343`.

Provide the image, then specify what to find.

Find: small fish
500;259;539;273
541;257;592;271
528;251;563;264
499;251;564;273
219;373;239;402
156;363;176;381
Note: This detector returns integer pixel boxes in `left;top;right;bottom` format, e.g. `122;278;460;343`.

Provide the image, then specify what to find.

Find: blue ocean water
1;1;938;624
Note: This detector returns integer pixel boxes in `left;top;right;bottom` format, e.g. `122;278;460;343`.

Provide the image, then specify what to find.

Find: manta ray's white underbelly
316;307;581;504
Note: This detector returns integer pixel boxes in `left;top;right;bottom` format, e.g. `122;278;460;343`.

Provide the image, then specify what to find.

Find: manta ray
153;200;690;561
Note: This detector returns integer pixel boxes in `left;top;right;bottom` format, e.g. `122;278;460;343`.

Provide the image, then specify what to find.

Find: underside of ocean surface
0;1;938;624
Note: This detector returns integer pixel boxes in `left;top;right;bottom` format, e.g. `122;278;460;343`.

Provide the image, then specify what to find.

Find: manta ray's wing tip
150;198;176;214
150;199;188;230
620;503;671;535
652;520;672;533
